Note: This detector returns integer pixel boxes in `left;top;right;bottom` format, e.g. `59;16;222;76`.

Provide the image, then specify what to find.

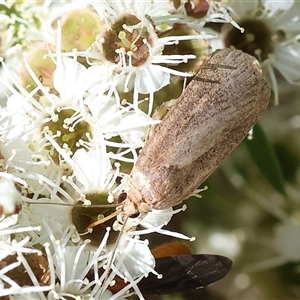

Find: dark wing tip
139;254;232;295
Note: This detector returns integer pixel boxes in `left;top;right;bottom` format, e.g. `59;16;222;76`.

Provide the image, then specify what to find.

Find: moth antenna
25;201;119;208
79;203;118;208
99;216;129;296
85;210;120;232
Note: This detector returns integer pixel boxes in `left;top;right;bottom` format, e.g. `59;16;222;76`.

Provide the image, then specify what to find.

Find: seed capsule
122;49;270;216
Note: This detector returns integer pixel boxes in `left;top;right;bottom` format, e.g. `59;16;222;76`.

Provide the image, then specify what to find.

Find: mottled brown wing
136;49;269;169
131;49;270;209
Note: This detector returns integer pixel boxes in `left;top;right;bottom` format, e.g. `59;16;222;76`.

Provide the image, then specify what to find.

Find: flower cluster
0;0;299;299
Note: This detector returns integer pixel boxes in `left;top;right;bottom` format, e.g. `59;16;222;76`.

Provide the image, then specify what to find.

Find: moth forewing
122;49;270;215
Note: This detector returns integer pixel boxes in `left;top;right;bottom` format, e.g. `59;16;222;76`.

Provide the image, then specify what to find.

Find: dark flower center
102;15;152;67
224;19;274;61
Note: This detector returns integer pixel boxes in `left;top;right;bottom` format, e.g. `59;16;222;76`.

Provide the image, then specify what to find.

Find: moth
120;48;270;217
138;253;232;295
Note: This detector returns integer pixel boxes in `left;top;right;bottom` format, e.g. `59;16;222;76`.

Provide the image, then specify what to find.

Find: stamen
118;31;132;49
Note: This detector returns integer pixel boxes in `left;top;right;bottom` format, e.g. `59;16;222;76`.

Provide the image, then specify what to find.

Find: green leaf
244;124;286;195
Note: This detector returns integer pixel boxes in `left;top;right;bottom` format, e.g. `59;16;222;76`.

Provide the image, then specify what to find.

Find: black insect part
118;192;127;204
138;254;232;295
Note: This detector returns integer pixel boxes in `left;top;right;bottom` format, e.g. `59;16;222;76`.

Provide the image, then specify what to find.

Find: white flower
0;29;183;300
0;1;65;103
118;110;156;145
219;0;300;104
159;0;244;35
74;0;212;114
0;177;46;298
35;220;159;300
0;2;54;48
53;57;90;103
73;149;114;192
0;1;243;298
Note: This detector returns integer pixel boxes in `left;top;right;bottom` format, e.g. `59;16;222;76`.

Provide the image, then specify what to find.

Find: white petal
142;208;174;226
53;57;88;102
135;67;170;94
73;148;112;189
117;237;155;278
273;43;300;83
85;65;112;95
119;111;152;144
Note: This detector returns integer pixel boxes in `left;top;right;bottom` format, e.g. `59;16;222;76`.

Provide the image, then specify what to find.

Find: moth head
83;191;141;233
118;192;140;218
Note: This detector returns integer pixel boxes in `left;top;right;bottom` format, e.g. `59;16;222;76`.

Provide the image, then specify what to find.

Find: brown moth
121;48;270;216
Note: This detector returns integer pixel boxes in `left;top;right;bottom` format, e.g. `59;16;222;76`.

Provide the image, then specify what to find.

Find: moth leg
85;210;119;232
